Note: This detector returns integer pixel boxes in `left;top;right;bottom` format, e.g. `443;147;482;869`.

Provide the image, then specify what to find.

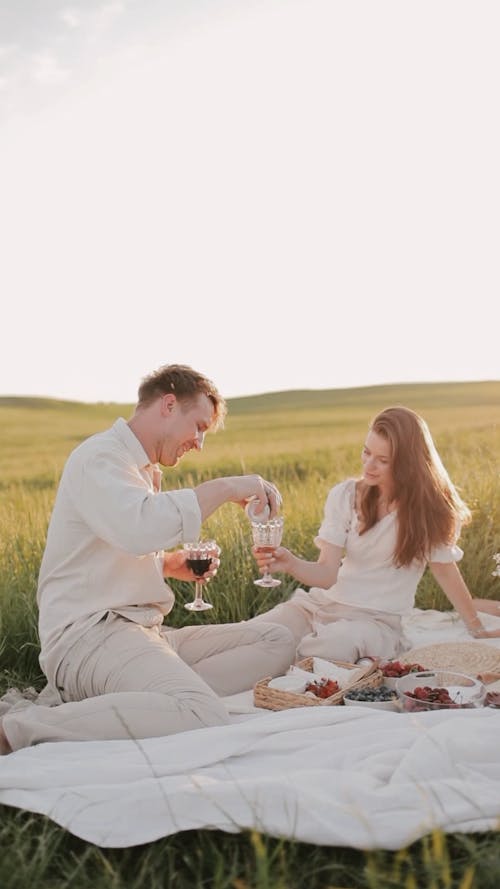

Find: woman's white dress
261;478;463;663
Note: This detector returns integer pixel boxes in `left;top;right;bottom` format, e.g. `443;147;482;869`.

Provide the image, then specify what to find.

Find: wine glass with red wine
183;540;217;611
251;516;284;588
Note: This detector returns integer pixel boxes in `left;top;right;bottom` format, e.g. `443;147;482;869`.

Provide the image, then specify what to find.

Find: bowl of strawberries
380;660;427;690
396;670;486;712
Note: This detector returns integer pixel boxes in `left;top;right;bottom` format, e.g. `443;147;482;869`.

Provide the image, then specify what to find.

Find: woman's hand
252;545;292;577
467;625;500;639
163;545;221;582
252;540;343;589
467;598;500;637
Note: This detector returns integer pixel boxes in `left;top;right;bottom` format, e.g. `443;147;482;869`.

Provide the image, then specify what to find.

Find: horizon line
1;378;499;407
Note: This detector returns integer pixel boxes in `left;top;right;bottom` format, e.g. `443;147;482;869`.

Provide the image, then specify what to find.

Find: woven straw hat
402;641;500;682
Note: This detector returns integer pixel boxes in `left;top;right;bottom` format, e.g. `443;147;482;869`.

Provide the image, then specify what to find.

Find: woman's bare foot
0;720;12;755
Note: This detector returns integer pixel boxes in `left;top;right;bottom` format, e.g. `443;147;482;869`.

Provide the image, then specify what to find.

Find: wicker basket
253;657;383;710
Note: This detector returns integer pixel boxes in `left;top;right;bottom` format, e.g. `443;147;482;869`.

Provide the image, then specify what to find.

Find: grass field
1;380;500;888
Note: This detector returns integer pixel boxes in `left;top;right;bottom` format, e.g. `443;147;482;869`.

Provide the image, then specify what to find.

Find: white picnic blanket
1;608;500;849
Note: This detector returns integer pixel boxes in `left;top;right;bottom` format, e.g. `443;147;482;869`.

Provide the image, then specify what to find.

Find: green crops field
1;380;500;888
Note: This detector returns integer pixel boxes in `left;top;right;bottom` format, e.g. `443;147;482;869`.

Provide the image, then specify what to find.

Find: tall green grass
1;381;500;888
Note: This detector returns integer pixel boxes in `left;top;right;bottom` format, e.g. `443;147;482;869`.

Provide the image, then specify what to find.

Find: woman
254;406;500;663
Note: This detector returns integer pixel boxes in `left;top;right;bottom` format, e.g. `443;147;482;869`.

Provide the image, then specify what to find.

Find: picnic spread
2;607;500;850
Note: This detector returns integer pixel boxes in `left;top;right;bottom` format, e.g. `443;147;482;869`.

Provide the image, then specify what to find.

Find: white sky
0;0;499;403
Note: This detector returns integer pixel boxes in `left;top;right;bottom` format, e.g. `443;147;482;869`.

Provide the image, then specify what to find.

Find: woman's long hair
357;406;471;567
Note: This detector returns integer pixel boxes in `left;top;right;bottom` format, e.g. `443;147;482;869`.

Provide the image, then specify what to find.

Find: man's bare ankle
0;721;12;755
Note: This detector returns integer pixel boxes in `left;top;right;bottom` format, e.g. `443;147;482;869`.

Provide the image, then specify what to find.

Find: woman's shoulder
316;478;357;543
325;478;357;509
328;477;357;496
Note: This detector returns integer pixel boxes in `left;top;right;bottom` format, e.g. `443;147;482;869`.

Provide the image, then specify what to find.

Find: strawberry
381;661;426;677
305;677;340;699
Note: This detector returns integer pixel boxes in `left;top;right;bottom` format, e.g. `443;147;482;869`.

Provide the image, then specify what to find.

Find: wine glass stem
194;581;204;603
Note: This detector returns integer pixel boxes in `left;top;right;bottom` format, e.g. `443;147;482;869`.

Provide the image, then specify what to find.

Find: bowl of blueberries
343;685;400;711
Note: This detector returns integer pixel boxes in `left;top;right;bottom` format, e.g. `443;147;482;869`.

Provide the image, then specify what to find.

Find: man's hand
240;475;282;518
163;545;221;582
194;474;282;522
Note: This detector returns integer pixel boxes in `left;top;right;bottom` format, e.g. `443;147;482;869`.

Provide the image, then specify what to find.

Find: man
0;365;294;754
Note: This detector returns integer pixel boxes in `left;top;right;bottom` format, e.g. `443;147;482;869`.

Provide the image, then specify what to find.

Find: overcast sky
1;0;499;403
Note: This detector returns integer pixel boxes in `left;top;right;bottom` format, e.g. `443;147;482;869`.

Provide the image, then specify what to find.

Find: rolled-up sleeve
429;542;464;563
67;450;202;555
429;521;464;563
314;480;354;549
163;489;202;546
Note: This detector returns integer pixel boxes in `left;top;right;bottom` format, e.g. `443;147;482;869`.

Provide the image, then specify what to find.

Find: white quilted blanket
1;609;500;849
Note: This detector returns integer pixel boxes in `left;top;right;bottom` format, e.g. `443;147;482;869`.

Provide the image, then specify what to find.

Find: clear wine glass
251;516;284;588
183;540;217;611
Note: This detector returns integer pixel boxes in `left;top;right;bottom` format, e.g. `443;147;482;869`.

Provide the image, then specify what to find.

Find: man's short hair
137;364;226;430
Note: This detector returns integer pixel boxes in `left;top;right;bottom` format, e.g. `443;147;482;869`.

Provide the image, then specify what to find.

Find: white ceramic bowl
396;670;486;712
343;696;400;711
268;675;307;694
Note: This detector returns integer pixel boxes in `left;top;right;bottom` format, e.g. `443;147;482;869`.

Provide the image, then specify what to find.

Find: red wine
255;545;276;553
186;557;212;577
